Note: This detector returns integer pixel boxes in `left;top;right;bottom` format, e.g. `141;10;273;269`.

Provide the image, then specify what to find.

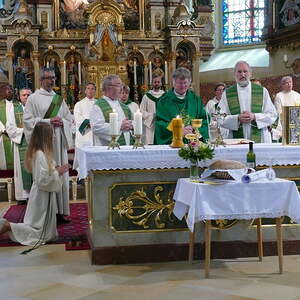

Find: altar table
173;178;300;277
76;144;300;265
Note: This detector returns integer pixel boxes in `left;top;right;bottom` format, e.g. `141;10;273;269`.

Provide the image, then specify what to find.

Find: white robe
272;90;300;140
205;97;219;115
140;89;165;145
6;104;30;201
0;100;13;169
23;88;73;215
90;96;130;146
74;97;95;148
127;101;139;115
9;151;61;246
219;83;277;143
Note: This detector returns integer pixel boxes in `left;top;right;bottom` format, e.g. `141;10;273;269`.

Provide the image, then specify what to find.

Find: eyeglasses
43;76;56;80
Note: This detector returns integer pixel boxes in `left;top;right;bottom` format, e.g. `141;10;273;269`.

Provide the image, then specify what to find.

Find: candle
62;60;66;85
109;109;119;135
89;32;94;44
46;61;49;68
133;109;143;135
78;61;81;85
283;54;288;63
171;116;184;148
149;61;152;85
164;61;168;84
133;60;137;85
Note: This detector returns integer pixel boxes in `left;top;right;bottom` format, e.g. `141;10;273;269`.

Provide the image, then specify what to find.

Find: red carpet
0;203;90;250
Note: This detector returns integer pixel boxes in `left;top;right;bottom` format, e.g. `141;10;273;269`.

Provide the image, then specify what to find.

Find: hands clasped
238;111;255;124
50;116;64;127
56;163;69;175
120;118;133;132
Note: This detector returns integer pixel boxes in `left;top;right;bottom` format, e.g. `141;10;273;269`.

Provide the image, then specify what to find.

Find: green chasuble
226;83;263;143
154;89;209;145
0;100;13;169
94;98;134;145
14;103;32;190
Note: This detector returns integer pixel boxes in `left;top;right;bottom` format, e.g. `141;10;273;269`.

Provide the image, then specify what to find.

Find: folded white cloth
201;168;247;181
242;169;276;183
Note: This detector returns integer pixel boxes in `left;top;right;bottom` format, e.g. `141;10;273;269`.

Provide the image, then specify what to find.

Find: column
6;52;14;86
32;51;40;90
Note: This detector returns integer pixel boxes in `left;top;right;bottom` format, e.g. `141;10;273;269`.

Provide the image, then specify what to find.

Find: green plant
178;141;214;164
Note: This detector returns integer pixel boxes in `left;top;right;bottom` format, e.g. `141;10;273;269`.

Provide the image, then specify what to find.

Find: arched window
222;0;265;46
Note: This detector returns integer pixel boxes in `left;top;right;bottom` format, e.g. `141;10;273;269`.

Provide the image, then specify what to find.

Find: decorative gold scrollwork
112;186;174;229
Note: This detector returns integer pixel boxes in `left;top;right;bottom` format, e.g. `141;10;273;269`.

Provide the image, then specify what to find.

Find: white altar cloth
173;178;300;232
77;144;300;179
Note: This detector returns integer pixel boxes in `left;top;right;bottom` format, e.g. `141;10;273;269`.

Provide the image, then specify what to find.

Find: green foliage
178;142;214;164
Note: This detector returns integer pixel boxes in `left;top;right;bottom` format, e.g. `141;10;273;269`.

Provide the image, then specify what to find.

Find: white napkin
242;169;276;183
201;168;248;181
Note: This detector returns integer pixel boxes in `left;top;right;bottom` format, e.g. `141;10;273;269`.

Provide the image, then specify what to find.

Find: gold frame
282;106;300;145
108;181;189;233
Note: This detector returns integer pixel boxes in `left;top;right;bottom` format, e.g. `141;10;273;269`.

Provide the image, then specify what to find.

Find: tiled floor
1;201;300;300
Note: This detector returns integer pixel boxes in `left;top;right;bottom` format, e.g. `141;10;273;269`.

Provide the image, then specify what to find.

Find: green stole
44;94;63;118
79;119;90;135
14;104;32;190
0;101;13;169
146;92;164;103
123;98;133;105
226;84;263;143
154;89;209;145
94;98;133;145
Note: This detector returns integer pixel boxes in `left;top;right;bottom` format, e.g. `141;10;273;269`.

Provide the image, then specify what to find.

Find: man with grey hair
90;74;133;146
219;61;277;143
23;67;73;224
272;76;300;140
154;67;209;144
6;88;32;204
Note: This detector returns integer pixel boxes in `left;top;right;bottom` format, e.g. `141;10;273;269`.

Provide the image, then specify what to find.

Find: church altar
77;144;300;265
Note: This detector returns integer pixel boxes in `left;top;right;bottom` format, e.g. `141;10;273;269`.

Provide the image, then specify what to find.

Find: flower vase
189;160;199;182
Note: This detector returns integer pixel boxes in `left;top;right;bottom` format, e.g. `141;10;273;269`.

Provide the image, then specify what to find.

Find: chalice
191;119;202;141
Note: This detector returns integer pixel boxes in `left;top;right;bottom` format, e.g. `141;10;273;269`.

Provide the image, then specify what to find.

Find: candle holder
210;109;227;147
132;134;145;149
108;135;120;150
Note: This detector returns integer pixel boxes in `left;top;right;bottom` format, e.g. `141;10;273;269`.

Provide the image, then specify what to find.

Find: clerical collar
174;90;186;99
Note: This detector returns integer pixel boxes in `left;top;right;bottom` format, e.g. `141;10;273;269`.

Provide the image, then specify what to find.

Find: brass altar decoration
108;134;120;150
169;116;184;148
110;183;187;232
210;108;227;147
132;134;145;149
282;106;300;145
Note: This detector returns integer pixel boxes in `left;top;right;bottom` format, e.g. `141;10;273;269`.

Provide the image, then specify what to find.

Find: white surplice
90;96;130;146
272;90;300;140
140;89;165;145
6;103;30;200
74;97;95;148
0;100;13;169
127;101;139;115
219;83;277;143
23;88;73;215
9;150;61;246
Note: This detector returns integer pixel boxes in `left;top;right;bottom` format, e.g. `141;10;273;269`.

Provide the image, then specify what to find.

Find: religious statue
152;56;165;78
48;57;61;89
66;54;80;107
280;0;300;27
176;49;192;71
14;47;34;91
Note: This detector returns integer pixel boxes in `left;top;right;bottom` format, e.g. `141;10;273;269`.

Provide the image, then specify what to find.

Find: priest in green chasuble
218;61;277;143
90;74;133;146
154;67;209;145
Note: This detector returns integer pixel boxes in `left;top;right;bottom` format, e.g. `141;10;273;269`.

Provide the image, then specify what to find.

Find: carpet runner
0;203;90;250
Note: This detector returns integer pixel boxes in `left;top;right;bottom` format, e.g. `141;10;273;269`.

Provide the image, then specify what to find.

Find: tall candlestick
133;109;143;135
164;61;168;84
149;61;152;85
62;60;66;85
109;109;119;135
78;61;81;85
133;60;137;85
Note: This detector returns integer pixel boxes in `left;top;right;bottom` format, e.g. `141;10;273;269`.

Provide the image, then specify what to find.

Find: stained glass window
222;0;265;46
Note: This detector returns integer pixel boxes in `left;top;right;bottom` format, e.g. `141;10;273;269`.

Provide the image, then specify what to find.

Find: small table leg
188;230;195;263
276;217;283;274
256;218;263;261
205;220;211;278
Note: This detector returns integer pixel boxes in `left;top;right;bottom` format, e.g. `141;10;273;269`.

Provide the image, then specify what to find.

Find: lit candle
62;60;66;85
283;54;288;63
46;61;49;68
164;61;168;84
149;61;152;85
171;116;184;148
133;60;137;85
109;109;119;135
78;61;81;85
133;109;143;135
